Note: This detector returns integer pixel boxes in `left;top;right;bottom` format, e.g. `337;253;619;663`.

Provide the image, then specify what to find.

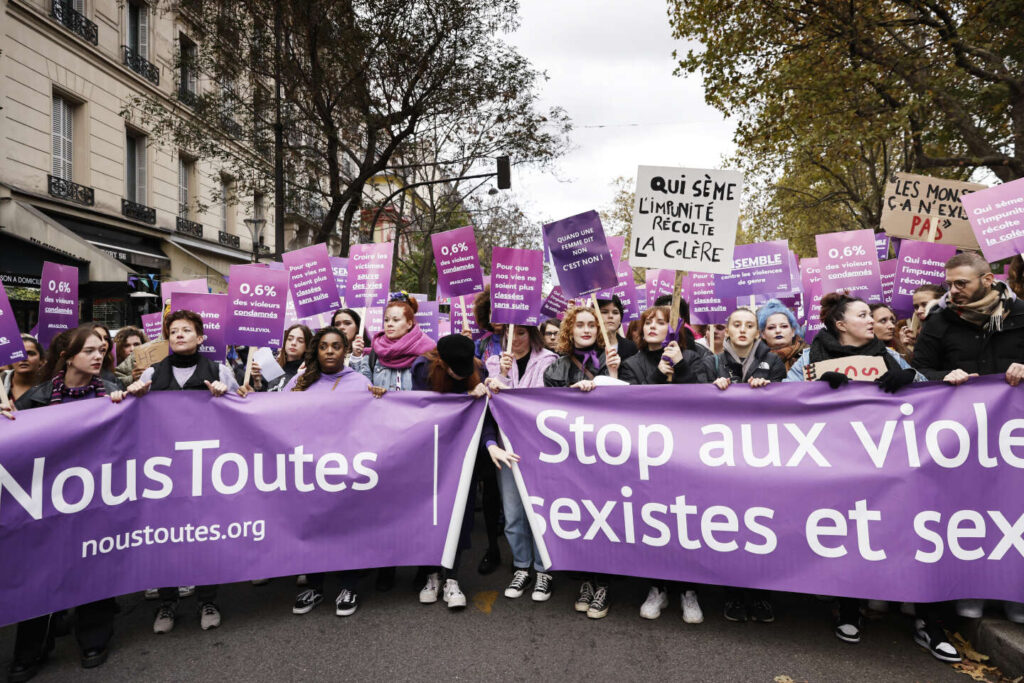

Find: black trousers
157;584;217;603
306;570;362;593
472;443;501;550
13;598;117;662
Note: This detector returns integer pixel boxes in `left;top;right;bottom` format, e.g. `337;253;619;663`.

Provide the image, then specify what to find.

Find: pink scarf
371;326;436;369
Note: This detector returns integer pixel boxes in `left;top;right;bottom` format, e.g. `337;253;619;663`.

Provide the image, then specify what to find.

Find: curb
962;617;1024;677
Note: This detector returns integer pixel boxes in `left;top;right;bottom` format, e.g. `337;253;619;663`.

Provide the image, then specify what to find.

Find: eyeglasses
544;331;558;338
943;275;983;290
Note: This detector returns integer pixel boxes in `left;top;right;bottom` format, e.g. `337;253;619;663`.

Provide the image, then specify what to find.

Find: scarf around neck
169;351;200;368
952;285;1006;331
770;338;804;369
50;369;107;404
573;347;600;373
371;326;436;369
723;338;762;382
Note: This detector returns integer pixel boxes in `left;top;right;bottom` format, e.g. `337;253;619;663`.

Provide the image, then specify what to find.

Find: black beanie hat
437;334;476;378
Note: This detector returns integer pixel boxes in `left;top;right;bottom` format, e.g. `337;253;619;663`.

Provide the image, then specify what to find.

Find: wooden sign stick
357;306;367;338
666;270;685;382
457;296;470;333
242;347;256;388
502;324;515;377
590;292;612;349
0;379;11;412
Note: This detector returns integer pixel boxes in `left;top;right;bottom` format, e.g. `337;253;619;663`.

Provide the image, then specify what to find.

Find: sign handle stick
502;324;514;376
242;347;256;388
927;212;939;244
358;306;366;338
666;271;685;383
591;292;612;349
457;296;470;333
0;379;11;411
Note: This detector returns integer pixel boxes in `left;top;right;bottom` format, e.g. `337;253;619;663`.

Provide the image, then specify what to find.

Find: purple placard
490;247;543;326
800;258;823;343
329;257;348;306
346;243;394;307
891;241;957;317
687;272;729;324
452;293;483;339
542;211;618;298
539;286;570;320
282;243;339;318
597;259;642;322
431;226;484;299
415;300;441;341
961;177;1024;262
226;264;288;347
37;262;78;348
816;229;883;302
140;312;163;341
880;259;897;307
363;306;384;337
875;233;891;260
438;315;451;338
714;240;794;298
607;235;626;262
0;282;26;366
160;278;207;306
645;269;675;302
171;292;228;360
635;284;648;312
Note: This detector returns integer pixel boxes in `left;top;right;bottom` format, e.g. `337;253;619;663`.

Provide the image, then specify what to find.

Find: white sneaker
296;574;308;586
443;579;466;608
153;601;176;634
681;590;704;624
866;599;889;613
956;599;985;618
1004;601;1024;624
640;586;668;619
199;602;221;630
144;588;159;600
178;586;195;598
531;572;553;602
419;572;441;604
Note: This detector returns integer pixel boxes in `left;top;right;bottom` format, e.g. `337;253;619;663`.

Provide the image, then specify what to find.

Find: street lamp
243;217;267;263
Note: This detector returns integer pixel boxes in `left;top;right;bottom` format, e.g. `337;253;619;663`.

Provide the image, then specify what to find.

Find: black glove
818;371;850;389
876;368;916;394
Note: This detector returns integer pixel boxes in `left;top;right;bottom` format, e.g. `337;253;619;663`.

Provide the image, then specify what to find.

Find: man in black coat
912;252;1024;385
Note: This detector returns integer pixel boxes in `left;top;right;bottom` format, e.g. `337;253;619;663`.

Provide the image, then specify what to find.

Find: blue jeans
498;465;544;572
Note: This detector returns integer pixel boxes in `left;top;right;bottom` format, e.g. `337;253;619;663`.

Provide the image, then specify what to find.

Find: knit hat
437;334;476;378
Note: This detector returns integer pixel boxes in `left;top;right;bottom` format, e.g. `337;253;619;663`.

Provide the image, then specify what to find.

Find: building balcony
177;87;198;108
51;0;98;45
48;175;94;206
220;114;243;139
218;230;240;249
122;45;159;85
121;198;156;224
175;215;203;239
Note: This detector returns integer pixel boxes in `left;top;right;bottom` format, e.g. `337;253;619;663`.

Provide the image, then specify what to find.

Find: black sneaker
724;600;747;622
504;569;530;599
292;589;323;615
914;619;961;662
587;586;610;619
834;618;861;643
574;581;595;612
478;548;501;575
335;589;358;617
531;572;553;602
749;599;775;623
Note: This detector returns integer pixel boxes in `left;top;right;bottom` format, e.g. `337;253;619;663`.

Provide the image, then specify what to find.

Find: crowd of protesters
4;251;1024;681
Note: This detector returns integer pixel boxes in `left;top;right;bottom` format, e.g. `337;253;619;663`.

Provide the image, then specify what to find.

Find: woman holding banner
287;326;385;616
543;306;620;618
619;305;710;624
1;334;44;404
5;324;125;681
350;294;435;391
484;325;558;602
125;310;250;635
411;334;510;609
757;300;806;371
269;324;312;391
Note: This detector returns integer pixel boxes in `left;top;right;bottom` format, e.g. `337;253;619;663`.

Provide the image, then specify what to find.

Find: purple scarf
371;326;436;369
50;370;106;404
574;348;600;373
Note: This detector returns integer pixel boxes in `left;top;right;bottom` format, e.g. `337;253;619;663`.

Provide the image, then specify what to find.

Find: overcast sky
505;0;737;225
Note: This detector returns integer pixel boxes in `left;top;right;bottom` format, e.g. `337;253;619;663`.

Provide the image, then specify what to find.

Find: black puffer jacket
912;291;1024;379
620;348;711;385
15;378;121;410
704;341;787;383
543;352;610;387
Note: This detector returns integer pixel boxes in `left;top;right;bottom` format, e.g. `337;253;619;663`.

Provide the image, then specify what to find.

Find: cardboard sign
960;177;1024;262
432;226;484;299
346;243;394;307
226;264;288;347
0;282;26;366
282;243;339;318
490;247;543;326
715;240;794;298
891;241;956;317
629;166;743;274
804;356;887;382
132;339;169;371
880;172;985;249
816;230;883;302
171;292;229;361
542;211;618;298
37;262;78;348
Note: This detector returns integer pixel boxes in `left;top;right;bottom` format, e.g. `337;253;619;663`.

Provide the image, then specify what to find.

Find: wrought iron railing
51;0;98;45
121;198;156;224
122;45;159;85
48;174;94;206
220;114;243;138
175;215;203;238
218;230;240;248
177;86;198;108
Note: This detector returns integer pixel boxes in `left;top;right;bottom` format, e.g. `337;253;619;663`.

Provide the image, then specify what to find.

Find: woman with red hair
350;293;435;391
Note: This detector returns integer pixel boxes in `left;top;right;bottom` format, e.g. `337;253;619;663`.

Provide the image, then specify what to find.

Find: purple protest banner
875;232;891;260
329;257;348;306
714;240;794;298
961;177;1024;263
491;377;1024;603
36;262;78;348
687;272;729;324
816;229;883;302
346;242;394;307
141;312;163;341
364;306;384;337
0;390;486;626
0;283;26;366
540;287;570;320
160;278;207;306
645;269;675;303
490;248;543;326
226;264;288;347
542;211;618;299
890;241;956;317
415;300;440;341
800;258;823;343
282;243;339;318
880;259;897;307
171;292;229;361
431;226;484;299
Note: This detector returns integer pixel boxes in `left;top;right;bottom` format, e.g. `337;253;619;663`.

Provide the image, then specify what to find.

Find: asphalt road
0;524;971;682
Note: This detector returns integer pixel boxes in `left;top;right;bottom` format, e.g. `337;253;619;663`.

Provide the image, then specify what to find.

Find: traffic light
496;155;511;190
